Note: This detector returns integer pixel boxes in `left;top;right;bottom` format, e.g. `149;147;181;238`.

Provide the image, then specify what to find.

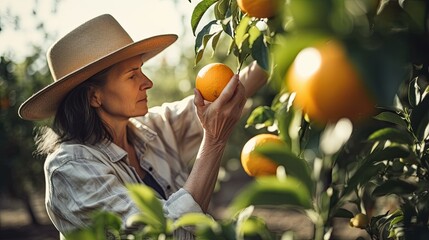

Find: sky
0;0;200;64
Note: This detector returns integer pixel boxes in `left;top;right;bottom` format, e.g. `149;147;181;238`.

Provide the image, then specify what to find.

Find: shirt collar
91;119;158;163
92;140;127;163
128;118;157;141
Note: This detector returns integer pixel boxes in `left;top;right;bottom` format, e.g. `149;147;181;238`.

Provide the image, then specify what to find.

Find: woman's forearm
183;134;226;212
239;61;268;98
188;70;246;212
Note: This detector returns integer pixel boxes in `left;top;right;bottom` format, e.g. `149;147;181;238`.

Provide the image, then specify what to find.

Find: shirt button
167;185;171;190
148;167;153;171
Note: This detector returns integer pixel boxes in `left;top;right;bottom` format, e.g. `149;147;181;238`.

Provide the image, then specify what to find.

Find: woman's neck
103;118;130;149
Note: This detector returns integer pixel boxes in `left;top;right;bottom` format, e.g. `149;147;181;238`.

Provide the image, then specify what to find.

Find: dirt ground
0;170;371;240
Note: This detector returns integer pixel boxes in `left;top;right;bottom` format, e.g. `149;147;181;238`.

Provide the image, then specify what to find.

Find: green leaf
251;35;269;71
65;211;122;240
195;20;219;53
402;0;427;33
229;176;313;215
344;163;384;197
255;144;313;193
344;146;410;196
275;95;296;147
410;94;429;141
91;211;121;238
235;15;251;49
368;127;414;145
248;25;261;48
222;17;234;38
239;216;273;239
372;179;418;197
214;0;229;20
174;213;218;230
194;20;220;64
65;228;96;240
211;30;223;54
408;77;421;107
366;146;410;163
245;106;275;128
373;111;407;128
91;211;122;230
389;214;404;226
194;225;219;239
127;184;166;229
191;0;219;36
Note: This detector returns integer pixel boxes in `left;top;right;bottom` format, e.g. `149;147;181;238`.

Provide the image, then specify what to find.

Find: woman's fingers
214;74;239;106
194;72;248;143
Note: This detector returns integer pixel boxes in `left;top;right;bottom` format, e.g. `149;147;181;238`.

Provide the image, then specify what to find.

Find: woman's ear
89;86;102;107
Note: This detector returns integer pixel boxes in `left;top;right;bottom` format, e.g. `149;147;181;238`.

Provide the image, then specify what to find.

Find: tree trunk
22;191;40;226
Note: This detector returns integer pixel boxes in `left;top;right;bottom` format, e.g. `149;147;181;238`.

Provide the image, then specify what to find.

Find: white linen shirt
44;96;204;239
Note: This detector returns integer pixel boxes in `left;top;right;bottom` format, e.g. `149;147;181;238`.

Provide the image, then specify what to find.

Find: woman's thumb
193;88;205;107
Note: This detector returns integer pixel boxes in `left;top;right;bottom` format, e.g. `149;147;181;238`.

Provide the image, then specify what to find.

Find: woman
18;14;267;238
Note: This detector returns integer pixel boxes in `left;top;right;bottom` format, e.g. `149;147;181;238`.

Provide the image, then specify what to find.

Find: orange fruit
241;134;284;177
237;0;279;18
349;213;369;229
286;40;376;125
196;63;234;102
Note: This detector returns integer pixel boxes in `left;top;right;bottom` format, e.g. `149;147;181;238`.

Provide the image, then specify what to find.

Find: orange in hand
196;63;234;102
241;134;284;177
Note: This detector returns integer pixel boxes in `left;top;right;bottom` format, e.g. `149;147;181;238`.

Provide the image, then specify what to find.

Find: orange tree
0;53;51;226
188;0;429;239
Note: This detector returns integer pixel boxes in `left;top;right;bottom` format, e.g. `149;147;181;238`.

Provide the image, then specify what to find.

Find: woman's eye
129;75;135;79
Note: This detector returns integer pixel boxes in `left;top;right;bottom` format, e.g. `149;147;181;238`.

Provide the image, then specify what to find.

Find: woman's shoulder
44;143;100;170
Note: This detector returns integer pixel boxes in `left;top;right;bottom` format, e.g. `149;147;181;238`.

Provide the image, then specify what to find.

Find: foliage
66;185;274;240
189;0;429;239
0;51;51;224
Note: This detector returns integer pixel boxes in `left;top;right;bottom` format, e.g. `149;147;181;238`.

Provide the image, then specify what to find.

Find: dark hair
54;67;114;145
35;67;113;154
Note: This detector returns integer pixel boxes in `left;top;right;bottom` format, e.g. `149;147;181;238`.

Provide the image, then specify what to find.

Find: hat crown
47;14;133;81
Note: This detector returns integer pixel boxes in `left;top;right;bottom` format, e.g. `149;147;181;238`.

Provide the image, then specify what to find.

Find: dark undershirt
142;171;167;200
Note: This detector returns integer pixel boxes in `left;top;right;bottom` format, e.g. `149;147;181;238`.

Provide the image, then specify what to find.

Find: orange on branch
349;213;369;229
241;134;284;177
237;0;279;18
286;40;376;125
195;63;234;102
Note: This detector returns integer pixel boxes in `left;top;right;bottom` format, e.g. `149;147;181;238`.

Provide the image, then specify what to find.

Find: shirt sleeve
162;188;203;239
162;188;203;219
144;95;204;165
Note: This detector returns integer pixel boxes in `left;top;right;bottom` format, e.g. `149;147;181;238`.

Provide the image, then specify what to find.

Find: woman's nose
139;73;153;90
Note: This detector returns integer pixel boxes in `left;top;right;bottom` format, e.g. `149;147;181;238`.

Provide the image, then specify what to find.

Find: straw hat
18;14;177;120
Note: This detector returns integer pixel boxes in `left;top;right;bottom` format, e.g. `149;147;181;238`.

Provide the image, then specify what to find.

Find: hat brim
18;34;178;121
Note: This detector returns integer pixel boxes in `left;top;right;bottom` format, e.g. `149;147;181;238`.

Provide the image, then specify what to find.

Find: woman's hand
193;74;247;144
186;74;246;212
185;64;266;212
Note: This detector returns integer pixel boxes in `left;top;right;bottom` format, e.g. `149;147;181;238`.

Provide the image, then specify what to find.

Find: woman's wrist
201;132;228;149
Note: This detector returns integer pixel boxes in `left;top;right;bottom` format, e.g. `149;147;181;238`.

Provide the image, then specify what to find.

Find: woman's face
91;55;153;123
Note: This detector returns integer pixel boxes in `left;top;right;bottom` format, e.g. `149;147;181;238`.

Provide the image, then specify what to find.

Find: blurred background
0;0;274;239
